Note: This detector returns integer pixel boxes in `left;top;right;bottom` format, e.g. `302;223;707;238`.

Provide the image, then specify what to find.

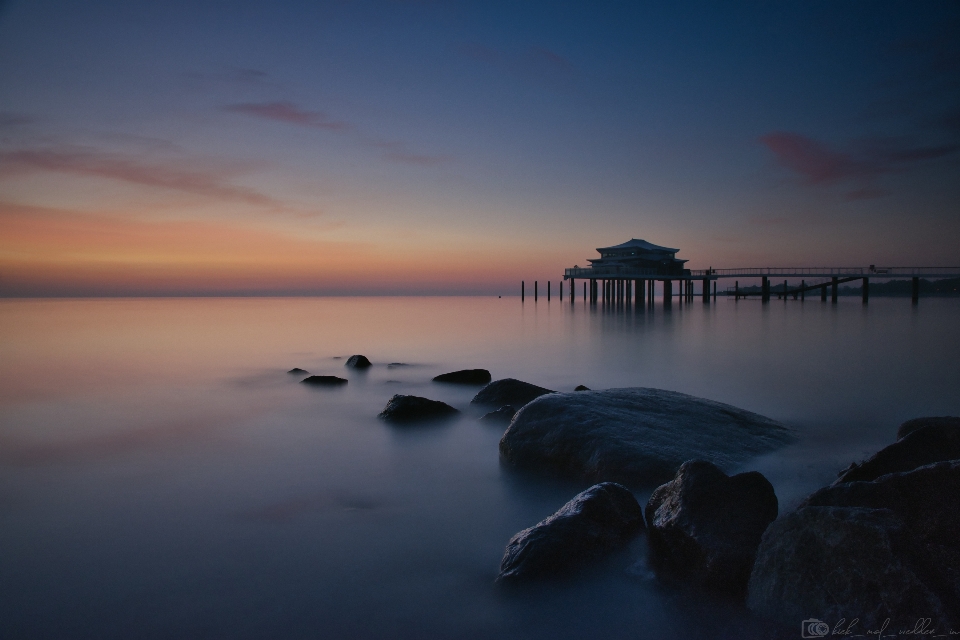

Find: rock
471;378;555;407
645;460;778;594
479;405;515;424
377;395;459;423
748;461;960;631
287;368;309;374
300;375;347;386
835;423;960;483
574;385;590;391
345;355;372;368
497;482;644;583
897;416;960;440
433;369;492;385
499;388;793;486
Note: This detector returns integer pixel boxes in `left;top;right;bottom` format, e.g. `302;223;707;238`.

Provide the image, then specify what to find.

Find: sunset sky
1;0;958;295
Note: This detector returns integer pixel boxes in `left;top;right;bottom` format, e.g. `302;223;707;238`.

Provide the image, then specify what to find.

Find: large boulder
479;405;516;424
471;378;554;408
834;423;960;483
497;482;644;583
499;388;793;486
645;460;778;594
345;355;372;369
433;369;492;385
300;375;347;386
748;461;960;631
897;416;960;440
377;395;459;424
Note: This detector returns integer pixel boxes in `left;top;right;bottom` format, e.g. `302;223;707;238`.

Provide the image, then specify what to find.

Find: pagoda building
581;238;689;276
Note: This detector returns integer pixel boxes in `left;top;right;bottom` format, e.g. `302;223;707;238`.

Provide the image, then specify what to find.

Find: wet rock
645;460;778;594
433;369;492;385
835;423;960;483
479;405;515;424
300;375;347;386
377;394;459;424
345;355;372;369
897;416;960;440
499;388;793;486
497;482;644;583
574;385;590;391
748;461;960;631
287;368;309;375
471;378;554;407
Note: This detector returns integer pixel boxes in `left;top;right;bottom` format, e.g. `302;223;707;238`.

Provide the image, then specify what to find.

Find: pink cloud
759;132;874;185
224;101;352;130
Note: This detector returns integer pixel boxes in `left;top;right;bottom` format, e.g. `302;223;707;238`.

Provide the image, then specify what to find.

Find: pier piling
831;277;838;303
702;278;709;302
663;279;672;306
862;277;868;303
912;277;919;305
762;277;770;303
535;281;538;302
547;281;551;301
521;281;524;301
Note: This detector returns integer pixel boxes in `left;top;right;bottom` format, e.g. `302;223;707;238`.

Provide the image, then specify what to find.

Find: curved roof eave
597;238;679;253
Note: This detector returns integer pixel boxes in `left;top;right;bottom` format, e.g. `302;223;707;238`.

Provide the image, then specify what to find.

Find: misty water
2;295;959;639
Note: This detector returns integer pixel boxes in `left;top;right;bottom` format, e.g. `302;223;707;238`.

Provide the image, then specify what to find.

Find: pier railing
687;267;960;278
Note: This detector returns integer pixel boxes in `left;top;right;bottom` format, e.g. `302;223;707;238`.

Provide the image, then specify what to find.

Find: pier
522;239;960;307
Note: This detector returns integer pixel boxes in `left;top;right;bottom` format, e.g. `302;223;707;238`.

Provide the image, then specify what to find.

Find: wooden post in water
637;279;645;305
762;277;770;303
783;280;788;301
663;279;672;305
702;278;709;302
821;284;827;301
912;277;919;305
713;282;716;300
801;280;805;301
560;281;563;301
862;277;868;304
521;281;525;301
535;281;538;301
735;280;739;300
831;277;838;303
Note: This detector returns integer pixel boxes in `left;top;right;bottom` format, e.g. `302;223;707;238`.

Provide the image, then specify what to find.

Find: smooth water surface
2;296;959;639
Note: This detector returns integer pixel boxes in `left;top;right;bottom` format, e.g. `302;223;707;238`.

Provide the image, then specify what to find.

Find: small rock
300;375;348;386
387;363;409;368
897;416;960;440
471;378;555;407
378;395;459;423
433;369;492;385
345;355;372;368
645;460;778;594
479;405;516;424
497;482;644;583
574;385;590;391
835;423;960;483
287;368;309;375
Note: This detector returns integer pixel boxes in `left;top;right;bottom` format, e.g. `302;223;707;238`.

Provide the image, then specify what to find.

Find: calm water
2;296;959;639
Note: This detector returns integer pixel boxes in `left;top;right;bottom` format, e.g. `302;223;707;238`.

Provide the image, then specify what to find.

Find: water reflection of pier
522;239;959;306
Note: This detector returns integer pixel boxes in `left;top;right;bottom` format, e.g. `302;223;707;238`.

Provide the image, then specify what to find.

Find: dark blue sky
1;1;958;294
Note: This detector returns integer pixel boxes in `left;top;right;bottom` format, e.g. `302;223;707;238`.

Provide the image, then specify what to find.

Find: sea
1;295;958;639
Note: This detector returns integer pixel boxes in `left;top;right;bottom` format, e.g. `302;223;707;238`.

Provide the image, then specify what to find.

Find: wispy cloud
760;131;960;198
0;146;289;209
0;112;33;127
223;101;352;130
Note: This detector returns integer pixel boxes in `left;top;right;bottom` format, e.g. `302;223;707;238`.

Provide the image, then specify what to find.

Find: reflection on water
1;296;958;638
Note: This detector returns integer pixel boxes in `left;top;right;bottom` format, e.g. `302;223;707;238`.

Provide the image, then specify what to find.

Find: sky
0;0;958;296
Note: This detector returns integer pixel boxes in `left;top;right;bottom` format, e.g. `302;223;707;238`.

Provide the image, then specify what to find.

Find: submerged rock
287;368;309;375
897;415;960;440
433;369;492;385
748;461;960;631
471;378;554;408
479;405;515;424
378;395;459;423
497;482;644;583
499;388;793;486
835;422;960;483
300;375;347;386
645;460;777;594
345;355;372;369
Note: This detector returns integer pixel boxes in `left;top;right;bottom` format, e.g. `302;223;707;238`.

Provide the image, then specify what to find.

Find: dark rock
300;375;347;386
471;378;554;407
835;423;960;483
345;355;372;368
897;416;960;440
479;405;515;424
377;395;459;423
499;388;793;486
497;482;644;583
433;369;492;385
287;368;309;375
748;461;960;631
574;385;590;391
645;460;778;594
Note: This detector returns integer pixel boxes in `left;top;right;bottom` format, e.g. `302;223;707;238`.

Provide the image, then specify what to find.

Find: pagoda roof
597;238;679;253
